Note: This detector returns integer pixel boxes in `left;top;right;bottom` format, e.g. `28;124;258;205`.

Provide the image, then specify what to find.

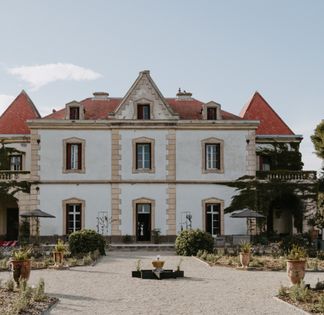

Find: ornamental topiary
68;229;106;256
175;229;214;256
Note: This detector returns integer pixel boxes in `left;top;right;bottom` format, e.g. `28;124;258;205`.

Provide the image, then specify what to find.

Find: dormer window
203;101;222;120
65;101;84;120
207;107;217;120
137;104;150;120
70;107;80;120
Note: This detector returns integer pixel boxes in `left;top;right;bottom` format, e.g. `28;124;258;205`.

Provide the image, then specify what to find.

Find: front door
136;204;151;241
6;208;19;240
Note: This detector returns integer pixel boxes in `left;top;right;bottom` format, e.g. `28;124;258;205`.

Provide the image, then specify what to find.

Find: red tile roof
240;92;294;135
0;90;41;134
44;97;242;121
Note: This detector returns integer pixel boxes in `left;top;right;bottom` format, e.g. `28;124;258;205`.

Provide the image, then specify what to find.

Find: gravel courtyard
5;251;322;314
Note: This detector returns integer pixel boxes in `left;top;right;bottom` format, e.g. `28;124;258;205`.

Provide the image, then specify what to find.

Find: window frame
201;137;224;174
69;106;80;120
137;104;151;120
65;101;84;120
202;198;224;236
63;137;86;173
9;154;23;171
132;137;155;173
62;198;85;235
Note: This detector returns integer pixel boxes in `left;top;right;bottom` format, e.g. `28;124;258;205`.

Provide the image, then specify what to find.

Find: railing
0;171;31;181
256;170;317;181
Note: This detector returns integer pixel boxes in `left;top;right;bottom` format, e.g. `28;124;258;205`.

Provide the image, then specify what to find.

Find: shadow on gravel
52;293;100;302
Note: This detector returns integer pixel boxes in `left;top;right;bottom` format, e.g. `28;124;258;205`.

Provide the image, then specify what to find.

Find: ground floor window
66;204;82;234
205;203;221;236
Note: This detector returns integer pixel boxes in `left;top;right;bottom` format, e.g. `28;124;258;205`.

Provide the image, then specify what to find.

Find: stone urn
11;259;31;286
239;252;250;268
152;260;165;270
286;260;306;285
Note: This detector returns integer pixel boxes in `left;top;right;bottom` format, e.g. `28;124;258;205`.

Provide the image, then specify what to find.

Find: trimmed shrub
175;229;214;256
68;229;106;256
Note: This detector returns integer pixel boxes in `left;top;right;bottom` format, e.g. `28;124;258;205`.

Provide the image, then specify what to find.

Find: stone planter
286;260;306;285
53;251;64;267
11;259;31;286
239;252;250;268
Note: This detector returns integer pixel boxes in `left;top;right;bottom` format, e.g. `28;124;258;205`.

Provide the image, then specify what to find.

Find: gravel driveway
9;251;323;314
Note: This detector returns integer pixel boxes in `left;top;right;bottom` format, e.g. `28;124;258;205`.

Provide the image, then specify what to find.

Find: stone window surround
132;137;155;174
62;137;86;174
62;197;85;235
202;101;222;120
201;137;224;174
132;197;155;237
133;98;154;120
65;101;85;120
201;197;224;235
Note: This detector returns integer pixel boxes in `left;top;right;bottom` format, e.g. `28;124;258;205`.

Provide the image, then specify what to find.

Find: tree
311;120;324;160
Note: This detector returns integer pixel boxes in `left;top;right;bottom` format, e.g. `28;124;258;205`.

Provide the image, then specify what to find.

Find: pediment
113;70;178;120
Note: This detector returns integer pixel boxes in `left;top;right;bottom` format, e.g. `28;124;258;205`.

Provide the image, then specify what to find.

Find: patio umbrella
20;209;55;244
231;208;265;235
20;209;55;218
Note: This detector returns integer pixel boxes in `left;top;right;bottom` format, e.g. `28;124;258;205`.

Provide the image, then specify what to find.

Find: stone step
108;243;175;251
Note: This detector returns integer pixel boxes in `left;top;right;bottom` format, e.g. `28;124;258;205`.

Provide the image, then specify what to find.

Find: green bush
175;229;214;256
68;229;106;256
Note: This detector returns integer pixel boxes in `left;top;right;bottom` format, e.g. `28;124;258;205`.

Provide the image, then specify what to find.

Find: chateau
0;71;316;242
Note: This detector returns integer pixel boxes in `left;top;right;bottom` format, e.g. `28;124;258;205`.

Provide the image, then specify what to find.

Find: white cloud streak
0;94;15;115
8;63;102;90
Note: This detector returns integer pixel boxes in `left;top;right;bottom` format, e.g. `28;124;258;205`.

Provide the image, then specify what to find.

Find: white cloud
8;63;102;90
0;94;15;115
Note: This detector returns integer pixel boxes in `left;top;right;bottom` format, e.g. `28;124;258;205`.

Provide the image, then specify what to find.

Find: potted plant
132;259;142;278
174;257;184;278
152;229;161;244
53;239;67;268
239;242;252;269
10;247;32;286
286;245;307;285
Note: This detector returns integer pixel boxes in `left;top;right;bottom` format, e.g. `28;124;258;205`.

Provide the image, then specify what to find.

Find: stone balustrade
0;171;31;181
256;170;317;181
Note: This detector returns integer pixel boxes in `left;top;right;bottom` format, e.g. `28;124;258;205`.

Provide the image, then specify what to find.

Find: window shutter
77;144;82;169
216;143;221;169
66;205;70;234
66;144;71;169
137;105;143;119
148;144;151;169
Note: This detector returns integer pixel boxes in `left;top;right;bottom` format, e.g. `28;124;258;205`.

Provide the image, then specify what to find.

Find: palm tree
311;120;324;160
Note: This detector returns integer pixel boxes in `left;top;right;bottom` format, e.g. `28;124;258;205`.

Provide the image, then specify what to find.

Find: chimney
93;92;109;100
176;88;193;100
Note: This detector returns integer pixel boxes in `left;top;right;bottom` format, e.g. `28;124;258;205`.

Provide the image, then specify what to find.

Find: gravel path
2;251;321;314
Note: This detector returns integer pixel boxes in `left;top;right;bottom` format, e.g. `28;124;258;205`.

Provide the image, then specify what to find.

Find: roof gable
240;92;294;135
0;90;41;134
113;70;179;120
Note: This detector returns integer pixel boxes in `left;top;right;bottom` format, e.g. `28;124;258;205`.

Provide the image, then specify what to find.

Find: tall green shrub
175;229;214;256
68;229;106;256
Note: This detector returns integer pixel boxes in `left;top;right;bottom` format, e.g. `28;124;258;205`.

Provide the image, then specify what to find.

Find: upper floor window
207;107;217;120
137;104;150;120
202;137;224;173
63;138;85;173
69;106;80;120
205;144;220;170
132;137;155;173
10;155;22;171
136;143;151;169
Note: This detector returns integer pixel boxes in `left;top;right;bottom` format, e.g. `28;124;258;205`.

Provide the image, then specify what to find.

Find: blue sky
0;0;323;170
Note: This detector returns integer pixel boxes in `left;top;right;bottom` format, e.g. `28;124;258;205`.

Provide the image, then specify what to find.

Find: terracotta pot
152;260;165;269
239;252;250;268
11;259;31;286
286;260;306;285
53;251;64;266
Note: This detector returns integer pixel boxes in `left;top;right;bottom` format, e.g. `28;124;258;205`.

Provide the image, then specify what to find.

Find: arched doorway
0;193;19;240
267;192;303;235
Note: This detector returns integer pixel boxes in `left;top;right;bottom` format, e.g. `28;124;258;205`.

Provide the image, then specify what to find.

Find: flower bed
278;282;324;314
0;278;58;315
196;250;324;271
